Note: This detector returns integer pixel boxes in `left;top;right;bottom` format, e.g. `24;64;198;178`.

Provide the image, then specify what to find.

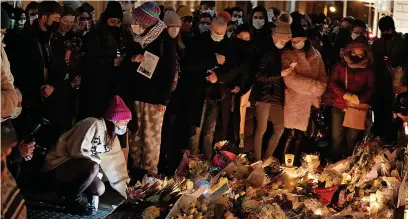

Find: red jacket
329;62;375;110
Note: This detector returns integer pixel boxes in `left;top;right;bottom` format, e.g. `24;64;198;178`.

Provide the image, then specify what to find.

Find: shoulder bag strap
345;67;348;91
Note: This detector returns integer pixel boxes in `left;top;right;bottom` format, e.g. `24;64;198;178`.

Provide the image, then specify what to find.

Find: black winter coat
124;29;177;106
180;32;237;127
8;20;69;131
78;24;129;119
8;20;66;110
250;43;284;105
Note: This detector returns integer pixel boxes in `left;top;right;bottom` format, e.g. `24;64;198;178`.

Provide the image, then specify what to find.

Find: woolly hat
104;1;123;21
132;2;160;27
217;11;231;23
290;12;306;38
1;8;10;30
104;95;132;121
273;13;292;41
164;11;181;27
177;6;192;18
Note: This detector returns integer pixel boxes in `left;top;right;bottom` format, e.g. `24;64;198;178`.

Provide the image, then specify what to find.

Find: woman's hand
158;105;166;112
206;70;218;83
131;54;144;63
395;85;408;95
114;57;124;67
19;141;35;160
231;86;240;93
40;84;54;98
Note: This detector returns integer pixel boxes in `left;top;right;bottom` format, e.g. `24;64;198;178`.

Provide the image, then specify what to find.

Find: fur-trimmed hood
341;41;373;69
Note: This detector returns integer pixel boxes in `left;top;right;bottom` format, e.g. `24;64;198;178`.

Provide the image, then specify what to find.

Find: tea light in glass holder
285;154;295;167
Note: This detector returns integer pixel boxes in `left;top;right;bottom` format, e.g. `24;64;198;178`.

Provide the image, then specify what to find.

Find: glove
343;93;353;101
350;95;360;105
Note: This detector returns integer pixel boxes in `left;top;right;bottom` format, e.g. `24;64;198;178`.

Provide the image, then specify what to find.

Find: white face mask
199;24;210;33
252;19;265;30
10;107;22;119
267;10;275;22
211;32;224;42
275;42;285;49
292;41;305;49
131;24;145;35
115;125;127;135
29;15;38;24
168;27;180;38
227;31;233;38
201;9;215;17
351;33;360;40
232;17;243;26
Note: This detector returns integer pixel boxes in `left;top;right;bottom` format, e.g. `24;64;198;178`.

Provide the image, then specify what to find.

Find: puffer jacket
282;46;327;131
250;43;284;105
330;53;375;110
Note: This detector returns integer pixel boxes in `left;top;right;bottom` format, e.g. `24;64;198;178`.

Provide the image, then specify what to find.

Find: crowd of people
1;0;408;217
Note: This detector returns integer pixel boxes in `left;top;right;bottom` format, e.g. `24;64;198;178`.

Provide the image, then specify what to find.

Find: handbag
343;68;369;130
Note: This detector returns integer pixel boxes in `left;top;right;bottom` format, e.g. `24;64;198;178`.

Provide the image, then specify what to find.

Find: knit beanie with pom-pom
273;12;292;41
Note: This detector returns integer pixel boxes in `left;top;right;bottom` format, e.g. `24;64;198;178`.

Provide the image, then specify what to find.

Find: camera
394;92;408;116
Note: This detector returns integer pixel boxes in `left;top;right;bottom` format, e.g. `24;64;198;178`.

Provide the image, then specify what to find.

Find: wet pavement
26;183;123;219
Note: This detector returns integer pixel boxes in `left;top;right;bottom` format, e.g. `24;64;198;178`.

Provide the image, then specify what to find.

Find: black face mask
350;55;364;63
108;26;121;43
47;21;60;33
235;38;251;50
382;33;392;40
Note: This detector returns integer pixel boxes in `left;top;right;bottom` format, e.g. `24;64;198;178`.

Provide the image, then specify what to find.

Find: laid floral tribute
107;138;407;219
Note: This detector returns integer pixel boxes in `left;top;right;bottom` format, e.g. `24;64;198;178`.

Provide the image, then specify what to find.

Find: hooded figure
329;36;374;161
79;1;130;121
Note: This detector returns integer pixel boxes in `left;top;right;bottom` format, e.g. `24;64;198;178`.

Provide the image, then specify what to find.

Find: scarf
132;20;166;49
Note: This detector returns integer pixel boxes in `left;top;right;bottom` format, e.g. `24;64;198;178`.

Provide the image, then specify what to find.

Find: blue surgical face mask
115;125;127;135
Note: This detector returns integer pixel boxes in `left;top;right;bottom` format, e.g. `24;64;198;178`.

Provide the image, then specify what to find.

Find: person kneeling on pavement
43;95;131;215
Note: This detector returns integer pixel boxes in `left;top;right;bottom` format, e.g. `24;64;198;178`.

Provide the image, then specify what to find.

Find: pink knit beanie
104;95;132;121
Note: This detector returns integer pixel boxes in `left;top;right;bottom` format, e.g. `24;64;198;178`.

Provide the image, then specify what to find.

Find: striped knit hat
132;2;161;27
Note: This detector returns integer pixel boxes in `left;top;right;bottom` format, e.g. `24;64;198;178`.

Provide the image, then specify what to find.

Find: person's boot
293;130;304;166
64;194;95;216
283;129;297;164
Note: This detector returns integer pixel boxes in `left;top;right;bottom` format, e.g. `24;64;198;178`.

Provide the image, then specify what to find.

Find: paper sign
137;51;159;79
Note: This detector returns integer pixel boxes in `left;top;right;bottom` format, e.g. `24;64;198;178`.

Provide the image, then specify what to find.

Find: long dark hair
104;120;116;147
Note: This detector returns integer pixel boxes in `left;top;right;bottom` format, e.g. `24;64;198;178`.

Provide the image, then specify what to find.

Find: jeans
331;107;361;161
254;103;284;161
189;100;218;160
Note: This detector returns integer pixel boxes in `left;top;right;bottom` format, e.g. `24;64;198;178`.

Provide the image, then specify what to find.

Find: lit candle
285;154;295;168
370;193;376;203
314;208;322;216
